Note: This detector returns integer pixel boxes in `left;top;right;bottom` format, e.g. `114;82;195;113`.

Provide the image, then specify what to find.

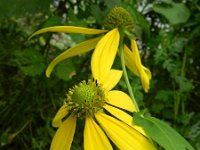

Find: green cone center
65;80;106;118
104;6;134;33
72;84;97;103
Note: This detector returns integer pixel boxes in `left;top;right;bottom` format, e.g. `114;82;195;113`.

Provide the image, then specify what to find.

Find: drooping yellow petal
124;44;138;75
124;48;151;79
29;26;107;40
84;117;113;150
124;40;151;92
101;69;122;91
143;66;152;80
50;115;77;150
91;28;120;83
95;112;156;150
103;104;146;136
46;37;101;77
52;104;68;128
130;40;151;92
106;90;136;112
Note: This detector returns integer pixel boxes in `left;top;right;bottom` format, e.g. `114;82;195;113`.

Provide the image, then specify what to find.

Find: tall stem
119;30;140;112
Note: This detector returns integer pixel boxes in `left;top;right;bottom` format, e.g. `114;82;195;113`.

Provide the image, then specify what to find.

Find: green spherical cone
104;6;134;33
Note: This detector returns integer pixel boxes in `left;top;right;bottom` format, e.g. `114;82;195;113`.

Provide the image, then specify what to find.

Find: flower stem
119;30;140;112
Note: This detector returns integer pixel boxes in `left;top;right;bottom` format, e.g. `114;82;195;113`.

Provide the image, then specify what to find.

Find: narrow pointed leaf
133;113;195;150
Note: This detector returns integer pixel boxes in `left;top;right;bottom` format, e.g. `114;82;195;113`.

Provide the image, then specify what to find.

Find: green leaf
14;48;45;76
126;5;151;41
41;15;62;28
153;2;190;25
54;59;75;81
175;76;194;93
67;9;87;27
133;113;195;150
0;0;53;20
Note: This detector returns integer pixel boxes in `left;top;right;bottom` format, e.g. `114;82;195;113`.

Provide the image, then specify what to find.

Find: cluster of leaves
0;0;199;149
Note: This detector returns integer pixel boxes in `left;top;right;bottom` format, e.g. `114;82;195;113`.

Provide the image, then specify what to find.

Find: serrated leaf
133;113;195;150
153;2;190;25
175;76;194;93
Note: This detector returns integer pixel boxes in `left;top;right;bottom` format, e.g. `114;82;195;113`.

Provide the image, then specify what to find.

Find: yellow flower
50;48;156;150
29;7;151;92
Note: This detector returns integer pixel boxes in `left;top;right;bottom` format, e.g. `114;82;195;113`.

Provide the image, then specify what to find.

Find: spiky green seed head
104;6;134;33
65;80;106;119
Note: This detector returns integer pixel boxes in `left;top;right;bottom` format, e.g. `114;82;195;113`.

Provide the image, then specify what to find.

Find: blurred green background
0;0;199;149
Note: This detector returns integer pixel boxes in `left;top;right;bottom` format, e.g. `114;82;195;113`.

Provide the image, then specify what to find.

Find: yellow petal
106;90;136;112
29;26;107;39
124;44;138;75
84;117;113;150
103;104;146;136
95;113;156;150
52;104;68;128
91;28;120;83
124;40;151;92
144;66;152;80
50;115;77;150
46;37;101;77
130;40;151;92
101;69;122;91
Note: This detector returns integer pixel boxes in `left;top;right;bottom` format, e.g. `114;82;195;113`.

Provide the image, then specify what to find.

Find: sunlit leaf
153;2;190;25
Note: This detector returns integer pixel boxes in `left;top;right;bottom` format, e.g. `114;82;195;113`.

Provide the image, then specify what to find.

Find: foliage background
0;0;199;149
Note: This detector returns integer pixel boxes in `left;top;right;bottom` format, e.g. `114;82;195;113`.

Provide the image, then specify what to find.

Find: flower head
50;40;156;149
50;73;156;150
29;6;151;92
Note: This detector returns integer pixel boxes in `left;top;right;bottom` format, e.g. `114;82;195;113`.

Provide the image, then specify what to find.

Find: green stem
181;51;187;115
119;30;140;112
174;51;187;119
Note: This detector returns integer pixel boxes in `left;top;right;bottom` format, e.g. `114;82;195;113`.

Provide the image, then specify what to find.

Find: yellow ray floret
124;40;151;92
106;90;136;112
46;37;101;77
98;69;123;91
95;113;156;150
103;104;146;136
84;117;113;150
52;104;68;127
29;26;107;40
50;115;77;150
91;28;120;82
